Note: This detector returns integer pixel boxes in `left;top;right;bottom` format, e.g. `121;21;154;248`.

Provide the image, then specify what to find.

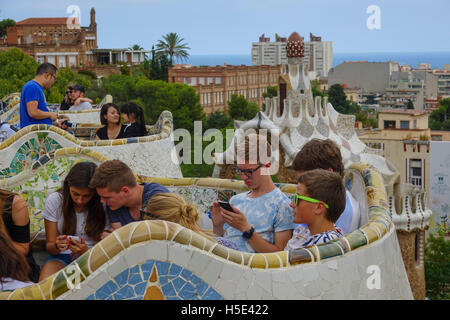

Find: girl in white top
0;230;33;291
39;162;109;282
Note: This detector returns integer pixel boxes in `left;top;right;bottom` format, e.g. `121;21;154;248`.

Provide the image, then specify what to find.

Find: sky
1;0;450;55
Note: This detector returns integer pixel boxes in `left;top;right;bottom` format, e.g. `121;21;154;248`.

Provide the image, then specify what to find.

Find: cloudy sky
1;0;449;55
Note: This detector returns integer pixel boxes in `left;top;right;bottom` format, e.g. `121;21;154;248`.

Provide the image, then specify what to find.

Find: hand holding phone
218;201;235;212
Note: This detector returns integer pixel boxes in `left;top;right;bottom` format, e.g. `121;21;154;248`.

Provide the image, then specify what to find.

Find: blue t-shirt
20;80;52;128
225;188;294;253
106;183;169;226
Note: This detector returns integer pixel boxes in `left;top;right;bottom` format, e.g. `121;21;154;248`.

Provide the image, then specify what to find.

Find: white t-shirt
42;192;107;250
0;278;33;291
68;101;92;111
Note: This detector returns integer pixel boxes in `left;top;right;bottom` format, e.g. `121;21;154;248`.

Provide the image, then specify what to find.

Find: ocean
186;52;450;69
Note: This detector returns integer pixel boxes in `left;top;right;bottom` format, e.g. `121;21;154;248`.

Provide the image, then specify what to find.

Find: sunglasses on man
292;193;329;208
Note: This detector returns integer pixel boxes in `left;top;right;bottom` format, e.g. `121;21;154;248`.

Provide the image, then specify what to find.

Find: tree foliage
0;47;38;98
227;94;260;121
429;98;450;131
262;86;277;99
424;234;450;300
156;32;190;65
0;19;15;38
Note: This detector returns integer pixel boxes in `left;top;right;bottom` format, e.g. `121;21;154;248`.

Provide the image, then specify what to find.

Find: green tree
429;98;450;131
328;84;350;114
0;47;38;98
262;86;278;99
311;79;326;99
156;32;190;65
128;44;144;51
204;111;233;131
407;99;414;109
228;94;260;121
424;234;450;299
0;19;15;38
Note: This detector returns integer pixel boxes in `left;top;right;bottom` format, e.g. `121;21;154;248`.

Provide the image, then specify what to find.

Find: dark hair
0;189;17;235
120;102;147;136
89;160;137;192
292;139;345;177
60;162;106;241
36;63;57;76
297;169;346;223
100;103;121;126
0;229;30;284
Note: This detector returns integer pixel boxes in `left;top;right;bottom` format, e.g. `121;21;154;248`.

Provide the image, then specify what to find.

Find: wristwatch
242;226;255;239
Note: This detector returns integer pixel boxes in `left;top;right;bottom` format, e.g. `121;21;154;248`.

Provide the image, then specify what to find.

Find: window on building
191;77;197;85
36;56;45;64
184;77;189;84
413;119;417;129
384;120;396;129
400;120;410;129
207;77;214;85
408;159;423;188
199;77;205;85
215;77;222;84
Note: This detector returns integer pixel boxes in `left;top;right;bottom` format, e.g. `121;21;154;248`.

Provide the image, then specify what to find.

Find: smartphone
67;235;80;243
62;120;73;127
218;201;234;212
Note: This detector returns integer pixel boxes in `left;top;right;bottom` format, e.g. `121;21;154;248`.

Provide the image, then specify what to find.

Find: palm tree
155;32;190;65
128;44;144;51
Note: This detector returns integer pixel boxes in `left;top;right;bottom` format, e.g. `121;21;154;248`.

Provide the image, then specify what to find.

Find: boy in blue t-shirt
20;63;58;129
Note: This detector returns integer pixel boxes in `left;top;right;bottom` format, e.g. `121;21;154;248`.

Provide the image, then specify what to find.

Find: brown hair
0;229;30;283
144;193;215;242
0;189;17;236
292;139;345;177
100;103;121;127
60;162;106;241
235;133;271;164
89;160;137;193
297;169;346;223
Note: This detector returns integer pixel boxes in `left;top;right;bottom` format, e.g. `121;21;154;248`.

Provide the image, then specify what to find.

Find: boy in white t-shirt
286;169;346;250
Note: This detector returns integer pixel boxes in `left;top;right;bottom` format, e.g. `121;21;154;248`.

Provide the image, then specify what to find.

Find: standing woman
95;103;126;140
0;189;40;283
120;102;148;138
39;162;109;281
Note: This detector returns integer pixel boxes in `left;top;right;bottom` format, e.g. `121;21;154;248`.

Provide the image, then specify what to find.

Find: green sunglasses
292;193;329;208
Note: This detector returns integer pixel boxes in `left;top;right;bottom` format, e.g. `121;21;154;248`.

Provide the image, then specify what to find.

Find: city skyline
1;0;450;56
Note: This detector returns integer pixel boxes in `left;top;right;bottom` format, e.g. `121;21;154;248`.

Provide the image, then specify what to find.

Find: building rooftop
16;18;72;25
378;109;428;116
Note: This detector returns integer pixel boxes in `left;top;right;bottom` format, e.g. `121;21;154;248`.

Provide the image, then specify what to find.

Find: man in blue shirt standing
20;63;58;129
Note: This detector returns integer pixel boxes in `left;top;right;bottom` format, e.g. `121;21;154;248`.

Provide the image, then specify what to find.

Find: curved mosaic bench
0;163;413;300
0;93;20;124
0;110;182;180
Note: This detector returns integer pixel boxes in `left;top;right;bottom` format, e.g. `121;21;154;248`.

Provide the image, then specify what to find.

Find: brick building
168;64;280;114
1;8;150;77
3;8;98;68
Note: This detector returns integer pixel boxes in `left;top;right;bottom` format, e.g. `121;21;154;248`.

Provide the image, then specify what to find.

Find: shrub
424;234;450;300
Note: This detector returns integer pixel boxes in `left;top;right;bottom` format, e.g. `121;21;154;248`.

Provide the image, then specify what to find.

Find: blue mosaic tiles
87;259;223;300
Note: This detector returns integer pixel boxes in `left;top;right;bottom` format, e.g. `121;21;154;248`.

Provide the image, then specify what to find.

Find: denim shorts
44;253;72;266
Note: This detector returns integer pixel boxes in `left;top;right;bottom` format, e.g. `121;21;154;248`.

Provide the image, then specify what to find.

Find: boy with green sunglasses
286;169;346;250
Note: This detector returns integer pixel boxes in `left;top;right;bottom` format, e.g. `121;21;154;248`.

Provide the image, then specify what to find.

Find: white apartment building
251;33;333;78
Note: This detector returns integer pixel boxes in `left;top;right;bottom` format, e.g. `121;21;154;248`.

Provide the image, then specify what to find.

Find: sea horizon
185;51;450;69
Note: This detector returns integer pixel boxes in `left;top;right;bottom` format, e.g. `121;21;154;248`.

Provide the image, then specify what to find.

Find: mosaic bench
0;110;182;181
0;160;413;300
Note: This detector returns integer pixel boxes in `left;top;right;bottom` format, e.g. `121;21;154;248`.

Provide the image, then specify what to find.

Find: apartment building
168;64;280;114
251;33;333;78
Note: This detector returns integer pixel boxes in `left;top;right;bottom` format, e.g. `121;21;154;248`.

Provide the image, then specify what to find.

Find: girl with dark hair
0;230;33;291
0;189;40;283
95;103;126;140
39;162;109;281
120;102;148;138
